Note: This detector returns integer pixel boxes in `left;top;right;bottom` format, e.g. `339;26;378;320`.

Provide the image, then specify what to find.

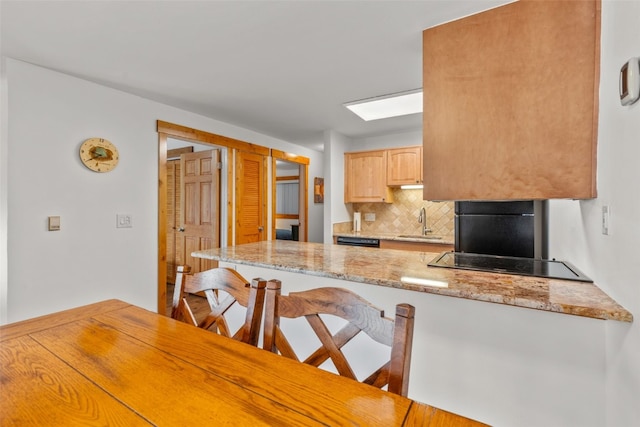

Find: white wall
0;58;8;325
350;129;422;151
306;150;325;243
323;130;352;243
0;58;323;323
548;1;639;425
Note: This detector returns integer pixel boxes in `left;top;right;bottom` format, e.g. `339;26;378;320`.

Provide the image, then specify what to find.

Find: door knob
258;226;264;232
178;227;185;232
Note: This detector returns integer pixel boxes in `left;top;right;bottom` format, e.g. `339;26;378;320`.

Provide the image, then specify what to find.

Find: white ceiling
1;0;511;151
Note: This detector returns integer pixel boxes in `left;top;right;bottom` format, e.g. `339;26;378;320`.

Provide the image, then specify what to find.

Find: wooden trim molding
276;214;299;219
271;149;310;165
590;0;601;198
227;149;234;247
301;165;308;242
157;132;168;315
167;146;194;159
157;120;270;156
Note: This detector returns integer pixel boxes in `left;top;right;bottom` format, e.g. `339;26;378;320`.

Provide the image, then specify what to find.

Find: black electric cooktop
428;252;592;282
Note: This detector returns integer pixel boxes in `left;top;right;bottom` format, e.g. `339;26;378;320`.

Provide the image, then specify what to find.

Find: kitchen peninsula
193;241;632;427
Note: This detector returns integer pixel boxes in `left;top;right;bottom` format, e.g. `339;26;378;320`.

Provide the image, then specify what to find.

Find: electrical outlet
602;206;610;235
117;214;133;228
364;213;376;222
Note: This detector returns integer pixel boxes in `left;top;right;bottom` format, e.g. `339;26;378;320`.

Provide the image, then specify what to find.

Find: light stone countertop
192;240;633;322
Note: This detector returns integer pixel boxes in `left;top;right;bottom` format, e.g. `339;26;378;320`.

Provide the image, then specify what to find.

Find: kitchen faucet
418;206;432;236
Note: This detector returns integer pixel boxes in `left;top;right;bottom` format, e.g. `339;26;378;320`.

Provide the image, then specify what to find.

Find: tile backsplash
335;189;455;239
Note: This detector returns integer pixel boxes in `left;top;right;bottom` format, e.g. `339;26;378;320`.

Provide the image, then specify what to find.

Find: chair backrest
263;280;415;396
171;265;267;346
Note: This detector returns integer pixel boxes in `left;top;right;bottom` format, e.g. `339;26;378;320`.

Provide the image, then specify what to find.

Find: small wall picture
314;177;324;203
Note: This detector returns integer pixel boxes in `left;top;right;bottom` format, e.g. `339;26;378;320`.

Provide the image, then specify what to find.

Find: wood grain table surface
0;299;487;426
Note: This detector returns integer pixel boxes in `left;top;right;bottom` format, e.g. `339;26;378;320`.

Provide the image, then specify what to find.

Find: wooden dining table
0;299;487;426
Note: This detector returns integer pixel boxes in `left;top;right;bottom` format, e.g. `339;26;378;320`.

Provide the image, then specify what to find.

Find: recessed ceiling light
344;89;423;121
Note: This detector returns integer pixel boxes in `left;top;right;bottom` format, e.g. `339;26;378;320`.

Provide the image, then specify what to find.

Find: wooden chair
263;280;415;396
171;265;267;346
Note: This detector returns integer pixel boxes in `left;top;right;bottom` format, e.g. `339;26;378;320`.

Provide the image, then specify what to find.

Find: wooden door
235;151;266;244
177;150;220;273
166;160;180;284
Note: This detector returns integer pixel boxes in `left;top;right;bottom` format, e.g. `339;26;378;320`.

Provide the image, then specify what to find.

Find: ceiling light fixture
344;89;423;121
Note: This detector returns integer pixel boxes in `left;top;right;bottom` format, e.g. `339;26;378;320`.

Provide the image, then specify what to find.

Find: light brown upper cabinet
422;0;600;201
344;150;393;203
387;146;422;186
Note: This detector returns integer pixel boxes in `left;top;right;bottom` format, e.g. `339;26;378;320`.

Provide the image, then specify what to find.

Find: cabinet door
422;0;599;200
344;150;393;203
387;146;422;186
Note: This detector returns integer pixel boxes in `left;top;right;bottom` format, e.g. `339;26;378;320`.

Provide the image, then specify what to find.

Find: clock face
79;138;119;173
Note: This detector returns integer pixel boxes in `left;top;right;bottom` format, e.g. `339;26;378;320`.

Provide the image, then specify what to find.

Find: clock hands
92;147;108;158
88;146;114;161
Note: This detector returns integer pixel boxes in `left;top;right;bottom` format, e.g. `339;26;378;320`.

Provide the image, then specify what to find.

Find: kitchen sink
397;235;442;240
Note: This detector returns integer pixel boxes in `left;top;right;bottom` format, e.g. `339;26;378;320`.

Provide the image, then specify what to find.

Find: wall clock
79;137;119;172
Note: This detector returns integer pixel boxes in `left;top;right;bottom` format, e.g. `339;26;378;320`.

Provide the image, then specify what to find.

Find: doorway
157;120;310;314
167;148;221;283
160;136;227;314
272;149;309;242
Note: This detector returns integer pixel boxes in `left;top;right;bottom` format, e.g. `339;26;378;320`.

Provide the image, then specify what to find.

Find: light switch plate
364;213;376;222
116;214;133;228
48;216;61;231
620;57;640;106
602;205;610;235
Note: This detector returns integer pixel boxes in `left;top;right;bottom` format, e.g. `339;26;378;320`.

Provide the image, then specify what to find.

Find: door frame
157;121;269;314
271;149;309;242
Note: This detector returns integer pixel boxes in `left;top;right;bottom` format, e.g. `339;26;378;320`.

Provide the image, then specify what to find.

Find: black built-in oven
454;200;547;258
